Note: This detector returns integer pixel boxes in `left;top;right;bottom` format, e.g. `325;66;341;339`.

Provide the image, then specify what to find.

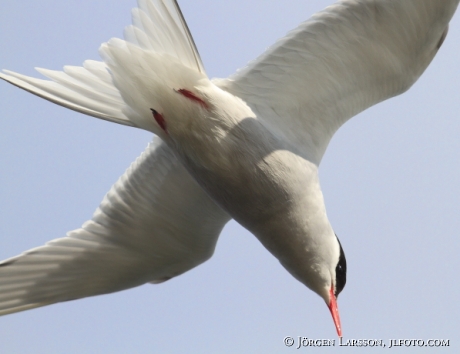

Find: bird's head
280;231;347;337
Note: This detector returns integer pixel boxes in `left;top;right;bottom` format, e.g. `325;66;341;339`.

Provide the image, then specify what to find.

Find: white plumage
1;0;458;337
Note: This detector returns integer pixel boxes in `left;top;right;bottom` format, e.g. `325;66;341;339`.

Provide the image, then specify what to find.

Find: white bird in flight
1;0;458;337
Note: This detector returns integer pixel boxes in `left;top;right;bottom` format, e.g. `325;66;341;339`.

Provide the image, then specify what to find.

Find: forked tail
0;0;206;132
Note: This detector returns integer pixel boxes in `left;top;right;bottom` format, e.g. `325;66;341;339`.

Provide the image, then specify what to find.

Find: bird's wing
0;0;204;128
215;0;459;164
0;139;230;316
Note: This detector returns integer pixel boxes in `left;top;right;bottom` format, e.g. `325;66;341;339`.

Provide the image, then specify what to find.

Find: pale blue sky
1;1;460;353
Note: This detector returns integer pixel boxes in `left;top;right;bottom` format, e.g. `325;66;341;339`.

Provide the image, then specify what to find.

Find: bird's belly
171;117;317;231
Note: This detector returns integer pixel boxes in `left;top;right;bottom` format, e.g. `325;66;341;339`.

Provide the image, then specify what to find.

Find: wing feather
216;0;459;164
0;139;230;316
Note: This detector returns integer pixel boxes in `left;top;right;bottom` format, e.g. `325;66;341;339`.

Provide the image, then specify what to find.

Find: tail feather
99;37;207;134
35;67;123;105
83;60;116;86
134;0;205;73
0;0;206;129
61;65;121;98
0;69;132;127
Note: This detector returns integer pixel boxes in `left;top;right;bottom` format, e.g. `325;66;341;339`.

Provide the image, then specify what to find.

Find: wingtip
0;70;13;81
0;302;52;317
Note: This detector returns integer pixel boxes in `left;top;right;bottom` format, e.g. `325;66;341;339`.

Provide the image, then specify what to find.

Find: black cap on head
334;235;347;298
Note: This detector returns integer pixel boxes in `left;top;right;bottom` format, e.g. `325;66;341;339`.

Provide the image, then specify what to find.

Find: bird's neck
249;171;337;291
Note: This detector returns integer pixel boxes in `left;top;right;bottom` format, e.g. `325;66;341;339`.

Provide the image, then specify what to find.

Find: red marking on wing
177;89;208;108
150;109;167;132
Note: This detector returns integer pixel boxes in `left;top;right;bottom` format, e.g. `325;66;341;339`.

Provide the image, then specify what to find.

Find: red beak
327;285;342;337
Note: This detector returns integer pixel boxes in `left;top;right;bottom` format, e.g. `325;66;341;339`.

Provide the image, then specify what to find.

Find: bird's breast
170;107;320;234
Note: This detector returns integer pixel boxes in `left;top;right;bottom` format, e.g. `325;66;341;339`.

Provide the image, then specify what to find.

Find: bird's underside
0;0;458;322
